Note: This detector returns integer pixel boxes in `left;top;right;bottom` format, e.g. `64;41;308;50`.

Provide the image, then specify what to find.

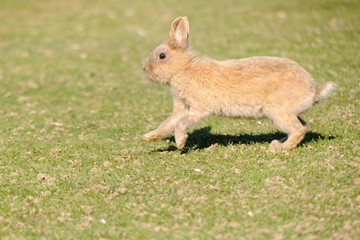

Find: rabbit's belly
214;104;265;119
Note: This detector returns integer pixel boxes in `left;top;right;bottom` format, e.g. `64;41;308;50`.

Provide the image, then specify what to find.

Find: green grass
0;0;359;239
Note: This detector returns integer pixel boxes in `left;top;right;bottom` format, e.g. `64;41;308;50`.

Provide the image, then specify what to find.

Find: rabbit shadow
153;127;335;153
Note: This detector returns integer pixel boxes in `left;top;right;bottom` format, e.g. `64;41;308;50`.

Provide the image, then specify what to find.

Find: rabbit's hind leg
269;113;307;151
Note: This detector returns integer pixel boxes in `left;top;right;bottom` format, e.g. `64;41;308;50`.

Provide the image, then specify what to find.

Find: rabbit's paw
142;131;161;142
269;140;282;153
176;134;188;149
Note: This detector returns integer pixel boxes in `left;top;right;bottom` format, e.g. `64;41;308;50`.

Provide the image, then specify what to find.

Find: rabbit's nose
142;62;149;72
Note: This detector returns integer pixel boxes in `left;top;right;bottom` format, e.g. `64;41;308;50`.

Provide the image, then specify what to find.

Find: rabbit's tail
314;82;336;104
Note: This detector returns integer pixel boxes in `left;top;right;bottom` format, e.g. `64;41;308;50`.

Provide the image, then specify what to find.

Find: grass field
0;0;359;239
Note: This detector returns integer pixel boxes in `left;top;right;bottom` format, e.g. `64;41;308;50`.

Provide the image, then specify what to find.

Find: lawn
0;0;359;239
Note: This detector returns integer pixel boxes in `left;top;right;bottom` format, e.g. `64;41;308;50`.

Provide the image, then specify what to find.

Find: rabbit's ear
169;16;189;49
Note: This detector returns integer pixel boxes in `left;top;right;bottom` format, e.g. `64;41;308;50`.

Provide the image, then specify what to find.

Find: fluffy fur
142;16;336;151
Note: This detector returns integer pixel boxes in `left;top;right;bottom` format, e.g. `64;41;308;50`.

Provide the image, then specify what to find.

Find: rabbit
142;16;336;151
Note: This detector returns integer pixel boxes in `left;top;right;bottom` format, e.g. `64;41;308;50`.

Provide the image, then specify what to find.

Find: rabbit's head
143;17;195;84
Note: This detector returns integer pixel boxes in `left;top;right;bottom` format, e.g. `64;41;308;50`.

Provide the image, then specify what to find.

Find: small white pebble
194;168;202;173
100;219;106;224
247;211;254;217
52;122;63;127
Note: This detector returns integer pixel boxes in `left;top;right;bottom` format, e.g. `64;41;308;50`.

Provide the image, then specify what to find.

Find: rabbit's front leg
143;100;186;142
174;110;208;149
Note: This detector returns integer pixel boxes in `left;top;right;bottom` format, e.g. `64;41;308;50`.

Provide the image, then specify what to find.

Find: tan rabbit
142;16;336;151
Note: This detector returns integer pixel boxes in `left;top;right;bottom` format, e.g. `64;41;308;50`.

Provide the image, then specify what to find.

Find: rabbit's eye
159;53;166;59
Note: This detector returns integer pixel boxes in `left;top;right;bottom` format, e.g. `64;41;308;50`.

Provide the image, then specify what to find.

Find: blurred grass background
0;0;359;239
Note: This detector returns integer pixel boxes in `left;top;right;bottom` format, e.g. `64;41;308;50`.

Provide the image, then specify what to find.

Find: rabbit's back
171;56;316;118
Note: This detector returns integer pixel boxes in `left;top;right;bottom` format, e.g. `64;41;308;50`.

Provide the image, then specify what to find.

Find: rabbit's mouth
142;66;151;78
143;67;157;82
143;64;159;82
